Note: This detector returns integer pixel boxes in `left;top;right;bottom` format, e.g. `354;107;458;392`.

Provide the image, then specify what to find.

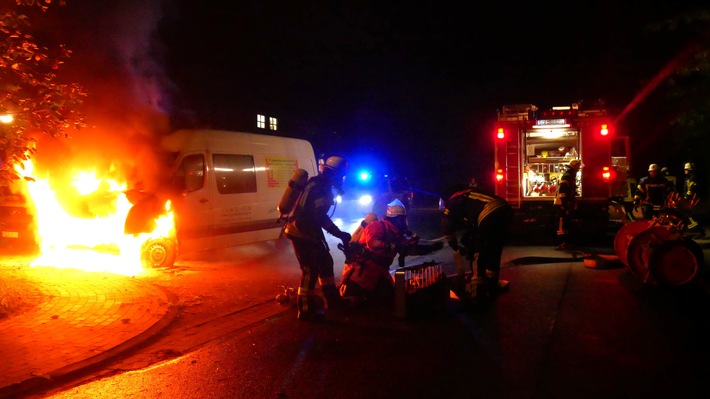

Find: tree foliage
0;0;86;184
653;7;710;159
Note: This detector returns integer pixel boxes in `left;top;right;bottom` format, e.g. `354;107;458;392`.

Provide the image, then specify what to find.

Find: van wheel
141;238;177;268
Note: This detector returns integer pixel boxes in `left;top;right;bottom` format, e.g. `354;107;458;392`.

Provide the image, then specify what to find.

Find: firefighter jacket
358;219;403;267
684;173;698;201
554;167;577;209
634;175;673;209
442;189;509;239
284;175;341;241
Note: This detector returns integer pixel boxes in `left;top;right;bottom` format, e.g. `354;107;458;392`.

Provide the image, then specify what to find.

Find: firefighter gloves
338;231;352;246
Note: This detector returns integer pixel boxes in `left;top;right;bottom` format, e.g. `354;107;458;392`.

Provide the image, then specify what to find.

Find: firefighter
442;187;513;299
553;159;582;250
683;162;703;235
684;162;698;201
284;155;352;321
633;163;674;219
364;199;416;268
339;200;417;304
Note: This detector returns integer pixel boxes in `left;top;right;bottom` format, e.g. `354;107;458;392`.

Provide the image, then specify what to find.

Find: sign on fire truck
493;103;632;232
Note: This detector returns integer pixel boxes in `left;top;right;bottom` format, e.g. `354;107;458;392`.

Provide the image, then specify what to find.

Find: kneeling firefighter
283;156;352;321
339;200;418;304
443;188;513;299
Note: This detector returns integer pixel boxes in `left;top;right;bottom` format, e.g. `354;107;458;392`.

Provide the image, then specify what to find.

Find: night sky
29;0;709;195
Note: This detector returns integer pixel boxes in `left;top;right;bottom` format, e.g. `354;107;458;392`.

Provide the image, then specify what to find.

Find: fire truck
493;103;632;235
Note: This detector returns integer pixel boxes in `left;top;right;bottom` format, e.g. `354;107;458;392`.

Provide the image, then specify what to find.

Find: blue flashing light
358;170;372;182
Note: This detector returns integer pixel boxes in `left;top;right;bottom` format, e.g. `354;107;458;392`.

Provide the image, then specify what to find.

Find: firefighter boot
485;269;508;294
687;217;705;237
296;288;325;322
465;276;489;301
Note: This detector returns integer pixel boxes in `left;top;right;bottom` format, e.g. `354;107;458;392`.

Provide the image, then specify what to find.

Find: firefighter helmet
648;163;659;172
567;159;582;169
685;162;694;171
321;156;348;177
385;199;407;217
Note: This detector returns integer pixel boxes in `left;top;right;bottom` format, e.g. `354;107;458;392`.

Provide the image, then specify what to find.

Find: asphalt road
33;243;710;399
20;208;710;398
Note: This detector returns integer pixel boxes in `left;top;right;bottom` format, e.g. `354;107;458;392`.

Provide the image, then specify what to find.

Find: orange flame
16;160;174;276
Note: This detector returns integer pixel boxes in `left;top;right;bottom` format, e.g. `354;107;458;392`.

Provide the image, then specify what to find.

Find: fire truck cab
494;103;632;236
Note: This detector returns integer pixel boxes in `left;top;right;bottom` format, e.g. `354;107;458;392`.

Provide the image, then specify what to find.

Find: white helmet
385;199;407;217
648;163;659;172
321;156;348;177
685;162;694;171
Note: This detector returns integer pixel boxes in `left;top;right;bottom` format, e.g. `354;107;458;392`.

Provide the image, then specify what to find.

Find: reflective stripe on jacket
442;189;510;235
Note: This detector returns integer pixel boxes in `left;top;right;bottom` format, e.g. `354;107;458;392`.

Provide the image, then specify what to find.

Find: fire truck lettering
536;119;566;126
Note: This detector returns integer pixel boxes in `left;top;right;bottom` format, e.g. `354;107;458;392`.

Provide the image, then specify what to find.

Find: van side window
172;154;205;192
213;154;257;194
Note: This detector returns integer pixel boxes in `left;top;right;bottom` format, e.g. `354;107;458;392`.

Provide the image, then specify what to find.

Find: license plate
2;231;19;238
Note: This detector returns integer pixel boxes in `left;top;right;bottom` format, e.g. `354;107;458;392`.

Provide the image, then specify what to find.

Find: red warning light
495;168;504;183
602;166;613;181
600;124;609;136
497;128;505;140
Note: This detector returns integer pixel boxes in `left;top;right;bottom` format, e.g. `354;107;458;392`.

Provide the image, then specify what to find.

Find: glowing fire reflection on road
18;161;174;276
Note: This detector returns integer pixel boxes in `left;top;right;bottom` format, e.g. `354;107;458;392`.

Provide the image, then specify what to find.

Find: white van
126;129;317;267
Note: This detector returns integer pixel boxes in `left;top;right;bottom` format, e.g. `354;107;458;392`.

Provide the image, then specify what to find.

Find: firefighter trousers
288;236;339;310
462;205;513;283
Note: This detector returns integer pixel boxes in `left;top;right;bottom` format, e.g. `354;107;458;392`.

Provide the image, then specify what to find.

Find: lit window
269;117;278;131
257;114;266;129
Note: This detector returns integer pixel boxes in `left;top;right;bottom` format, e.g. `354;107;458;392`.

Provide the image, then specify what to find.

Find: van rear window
213;154;258;194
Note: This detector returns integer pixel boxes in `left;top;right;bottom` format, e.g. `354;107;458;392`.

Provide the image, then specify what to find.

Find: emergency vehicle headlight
358;194;373;206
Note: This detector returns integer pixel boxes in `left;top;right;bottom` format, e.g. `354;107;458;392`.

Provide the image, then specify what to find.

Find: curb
0;284;179;399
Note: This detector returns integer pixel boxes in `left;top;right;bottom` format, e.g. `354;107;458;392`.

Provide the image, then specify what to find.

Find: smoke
29;0;176;193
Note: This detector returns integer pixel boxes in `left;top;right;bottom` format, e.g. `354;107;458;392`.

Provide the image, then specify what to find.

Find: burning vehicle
123;188;177;269
9;129;316;274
